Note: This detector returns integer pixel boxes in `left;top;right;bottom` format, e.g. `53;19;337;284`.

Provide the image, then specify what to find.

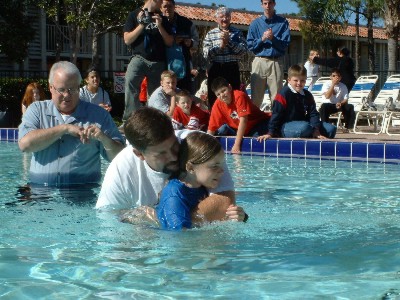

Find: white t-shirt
304;61;319;77
321;81;349;104
95;130;234;209
79;86;111;106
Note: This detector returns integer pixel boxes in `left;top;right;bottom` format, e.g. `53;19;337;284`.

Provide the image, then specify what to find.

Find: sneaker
118;123;125;133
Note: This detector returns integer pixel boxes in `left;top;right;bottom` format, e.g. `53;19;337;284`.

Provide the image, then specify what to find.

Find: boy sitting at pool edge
207;77;270;154
257;64;336;141
172;90;210;131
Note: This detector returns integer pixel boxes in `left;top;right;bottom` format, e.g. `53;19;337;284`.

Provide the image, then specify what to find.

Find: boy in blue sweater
257;64;336;140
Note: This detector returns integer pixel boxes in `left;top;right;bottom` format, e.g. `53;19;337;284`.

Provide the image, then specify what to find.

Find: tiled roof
175;2;388;40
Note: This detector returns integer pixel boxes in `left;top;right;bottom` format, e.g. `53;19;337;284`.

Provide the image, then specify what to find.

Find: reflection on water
9;184;99;207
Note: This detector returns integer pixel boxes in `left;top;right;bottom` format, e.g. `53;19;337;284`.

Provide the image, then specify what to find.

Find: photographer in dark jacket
161;0;199;93
313;46;357;92
121;0;173;126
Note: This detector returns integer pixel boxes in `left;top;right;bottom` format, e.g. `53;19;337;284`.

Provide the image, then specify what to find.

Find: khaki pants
250;57;284;108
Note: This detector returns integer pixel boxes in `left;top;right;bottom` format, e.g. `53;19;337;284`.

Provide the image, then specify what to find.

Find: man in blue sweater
247;0;291;108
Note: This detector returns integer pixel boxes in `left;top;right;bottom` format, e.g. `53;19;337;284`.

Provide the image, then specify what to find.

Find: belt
257;56;281;60
212;61;238;66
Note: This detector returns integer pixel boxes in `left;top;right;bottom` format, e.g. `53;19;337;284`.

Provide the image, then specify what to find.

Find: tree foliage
35;0;141;65
0;0;36;63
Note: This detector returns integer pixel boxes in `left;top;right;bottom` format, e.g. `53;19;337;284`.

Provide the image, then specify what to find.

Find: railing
46;24;96;54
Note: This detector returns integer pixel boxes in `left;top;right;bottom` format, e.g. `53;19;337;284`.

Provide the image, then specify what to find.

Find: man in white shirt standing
96;107;247;223
320;68;355;133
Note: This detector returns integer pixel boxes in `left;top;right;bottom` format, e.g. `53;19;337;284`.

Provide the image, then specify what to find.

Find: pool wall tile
252;139;265;153
266;139;278;155
368;143;385;160
3;131;400;164
241;138;252;153
306;140;321;157
336;142;352;158
277;140;291;155
292;140;306;156
321;141;336;157
352;142;368;158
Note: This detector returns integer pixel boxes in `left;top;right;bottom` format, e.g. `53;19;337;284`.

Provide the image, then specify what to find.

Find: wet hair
210;77;230;93
124;107;174;151
288;64;307;79
21;82;46;108
260;0;275;3
161;70;177;81
49;61;82;86
330;68;342;77
175;89;192;103
215;6;231;17
337;46;350;57
179;131;222;176
163;0;175;4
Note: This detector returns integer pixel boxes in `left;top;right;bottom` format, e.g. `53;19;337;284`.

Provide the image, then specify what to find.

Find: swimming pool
1;141;400;299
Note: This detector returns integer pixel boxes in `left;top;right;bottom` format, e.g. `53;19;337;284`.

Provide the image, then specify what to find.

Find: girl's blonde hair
21;82;46;108
308;50;318;63
179;131;222;177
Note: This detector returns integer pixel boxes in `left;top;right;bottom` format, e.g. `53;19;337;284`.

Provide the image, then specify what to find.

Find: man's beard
162;161;179;175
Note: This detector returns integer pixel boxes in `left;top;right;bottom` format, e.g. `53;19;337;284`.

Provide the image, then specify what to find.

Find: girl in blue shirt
157;131;226;230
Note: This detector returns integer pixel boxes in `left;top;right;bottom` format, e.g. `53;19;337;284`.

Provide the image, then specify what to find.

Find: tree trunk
367;14;375;73
354;5;360;77
91;32;100;69
384;0;400;75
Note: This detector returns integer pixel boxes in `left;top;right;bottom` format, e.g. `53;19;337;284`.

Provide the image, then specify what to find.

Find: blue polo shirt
18;100;124;186
247;14;291;57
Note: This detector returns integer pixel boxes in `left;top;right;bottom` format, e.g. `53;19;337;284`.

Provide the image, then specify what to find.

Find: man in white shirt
320;68;355;133
96;107;247;223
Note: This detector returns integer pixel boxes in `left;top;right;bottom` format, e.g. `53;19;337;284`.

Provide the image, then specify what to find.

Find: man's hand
220;30;229;48
262;28;274;42
225;205;247;222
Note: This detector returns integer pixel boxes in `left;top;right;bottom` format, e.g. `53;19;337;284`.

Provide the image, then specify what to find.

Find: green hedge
0;78;125;128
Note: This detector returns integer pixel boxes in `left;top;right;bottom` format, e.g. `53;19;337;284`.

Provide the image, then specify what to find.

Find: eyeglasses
52;86;79;96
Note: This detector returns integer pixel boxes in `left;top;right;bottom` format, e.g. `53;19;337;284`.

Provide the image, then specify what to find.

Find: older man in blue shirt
247;0;291;108
18;61;125;186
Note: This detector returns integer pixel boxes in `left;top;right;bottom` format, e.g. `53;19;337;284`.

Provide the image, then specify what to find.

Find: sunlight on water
1;142;400;299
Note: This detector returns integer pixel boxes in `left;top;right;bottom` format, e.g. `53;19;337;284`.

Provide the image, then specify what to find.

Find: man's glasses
53;86;79;96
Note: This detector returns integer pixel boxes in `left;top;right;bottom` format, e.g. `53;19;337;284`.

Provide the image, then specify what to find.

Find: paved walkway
335;131;400;143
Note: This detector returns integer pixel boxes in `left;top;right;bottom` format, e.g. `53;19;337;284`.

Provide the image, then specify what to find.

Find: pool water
1;142;400;299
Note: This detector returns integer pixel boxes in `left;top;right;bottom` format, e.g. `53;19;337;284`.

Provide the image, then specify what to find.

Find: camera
138;8;152;25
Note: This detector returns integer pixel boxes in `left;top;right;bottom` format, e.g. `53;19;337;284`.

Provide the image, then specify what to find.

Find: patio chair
354;74;399;135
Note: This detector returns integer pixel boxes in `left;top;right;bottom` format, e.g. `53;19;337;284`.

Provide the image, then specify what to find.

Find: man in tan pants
247;0;291;108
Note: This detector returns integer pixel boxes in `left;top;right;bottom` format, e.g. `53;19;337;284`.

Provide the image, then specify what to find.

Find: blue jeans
282;121;336;138
123;55;165;121
215;119;270;137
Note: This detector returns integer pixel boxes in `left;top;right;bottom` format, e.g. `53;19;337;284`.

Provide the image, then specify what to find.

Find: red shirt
172;104;210;131
208;90;269;135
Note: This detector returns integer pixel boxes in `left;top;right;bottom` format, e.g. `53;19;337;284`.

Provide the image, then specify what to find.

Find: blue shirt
247;14;291;58
157;179;208;230
18;100;124;186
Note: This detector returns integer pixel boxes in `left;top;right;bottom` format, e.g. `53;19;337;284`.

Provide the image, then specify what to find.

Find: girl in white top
304;50;320;91
79;68;112;111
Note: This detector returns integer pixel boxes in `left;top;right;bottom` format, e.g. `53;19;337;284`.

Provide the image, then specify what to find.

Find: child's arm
232;116;248;154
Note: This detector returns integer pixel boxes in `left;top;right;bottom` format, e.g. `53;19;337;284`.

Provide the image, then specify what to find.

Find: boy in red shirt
207;77;270;153
172;90;210;131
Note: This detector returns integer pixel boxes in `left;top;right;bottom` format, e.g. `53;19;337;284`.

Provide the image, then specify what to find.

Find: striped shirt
203;25;247;64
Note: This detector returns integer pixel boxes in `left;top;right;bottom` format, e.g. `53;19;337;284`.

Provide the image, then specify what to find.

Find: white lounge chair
354;74;399;135
309;77;331;110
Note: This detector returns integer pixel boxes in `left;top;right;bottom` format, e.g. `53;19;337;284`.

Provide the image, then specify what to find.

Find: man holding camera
122;0;174;126
161;0;199;93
